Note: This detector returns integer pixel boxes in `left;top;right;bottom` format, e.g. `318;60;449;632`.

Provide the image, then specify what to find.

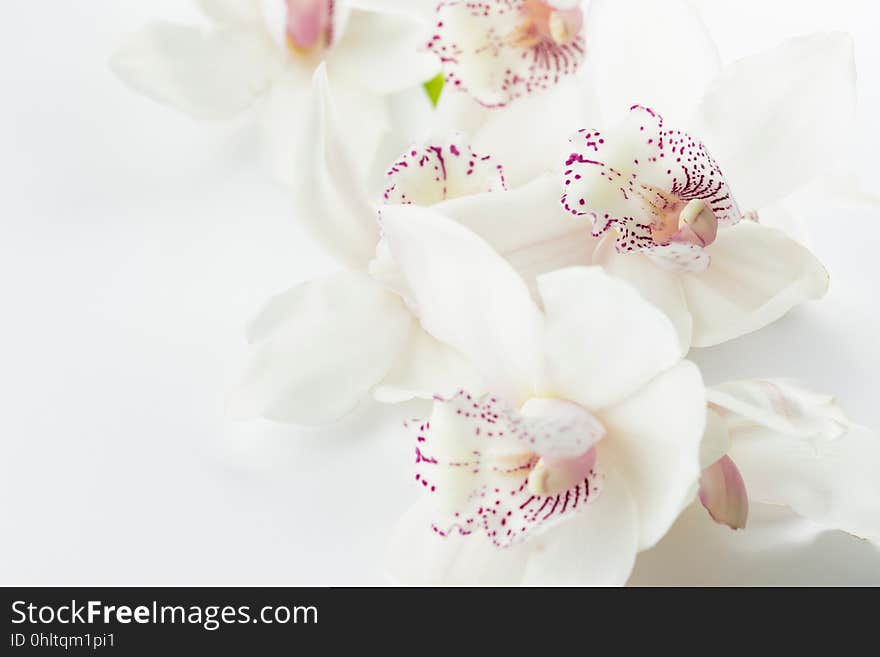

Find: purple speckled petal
428;0;586;108
383;137;507;205
561;105;741;272
412;390;605;547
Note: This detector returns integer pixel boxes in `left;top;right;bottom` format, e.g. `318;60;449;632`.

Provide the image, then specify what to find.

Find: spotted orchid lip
561;105;742;272
428;0;586;109
411;390;605;548
383;138;507;206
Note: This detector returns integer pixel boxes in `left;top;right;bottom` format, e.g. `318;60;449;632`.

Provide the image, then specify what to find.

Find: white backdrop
1;0;878;585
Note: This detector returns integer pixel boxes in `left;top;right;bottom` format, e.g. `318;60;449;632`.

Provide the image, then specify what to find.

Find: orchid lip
412;391;605;547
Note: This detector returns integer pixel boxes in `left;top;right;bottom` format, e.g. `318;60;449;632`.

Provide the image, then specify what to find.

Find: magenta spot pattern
383;141;506;205
428;1;586;108
410;390;603;548
561;105;742;271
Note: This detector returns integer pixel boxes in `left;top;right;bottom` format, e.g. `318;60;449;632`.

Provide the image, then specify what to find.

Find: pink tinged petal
285;0;334;51
561;105;741;273
383;138;507;206
428;0;586;108
412;391;605;547
699;455;749;530
708;379;880;543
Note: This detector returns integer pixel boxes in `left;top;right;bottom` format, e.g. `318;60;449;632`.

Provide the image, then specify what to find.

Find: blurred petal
694;32;856;209
195;0;263;23
537;267;684;410
699;455;749;530
710;379;880;542
585;0;720;124
230;272;413;424
328;8;440;94
381;204;544;406
599;360;706;549
283;66;383;266
472;76;599;187
111;22;279;119
682;221;828;347
593;232;692;352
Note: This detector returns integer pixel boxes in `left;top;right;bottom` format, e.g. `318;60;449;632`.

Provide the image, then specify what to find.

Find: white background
1;0;878;585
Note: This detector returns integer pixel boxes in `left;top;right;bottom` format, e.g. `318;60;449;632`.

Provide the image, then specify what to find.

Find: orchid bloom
559;98;835;349
379;204;706;585
427;0;587;108
111;0;438;182
230;64;598;423
695;379;880;542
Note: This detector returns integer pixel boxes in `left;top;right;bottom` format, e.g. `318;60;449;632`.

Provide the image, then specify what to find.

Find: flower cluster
114;0;879;584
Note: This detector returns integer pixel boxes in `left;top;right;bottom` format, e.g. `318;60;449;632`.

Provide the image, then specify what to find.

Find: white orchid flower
696;379;880;543
230;61;599;423
380;203;706;585
111;0;438;182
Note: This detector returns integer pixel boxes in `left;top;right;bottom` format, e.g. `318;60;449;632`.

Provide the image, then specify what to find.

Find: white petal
730;423;880;544
694;32;856;209
630;501;880;586
593;232;692;351
372;328;484;403
472;76;600;188
710;379;880;543
436;173;599;292
381;205;544;406
598;361;706;549
585;0;720;124
700;407;731;469
327;9;439;95
537;267;684;410
229;271;413;425
111;22;279;119
281;65;383;266
708;379;850;441
682;221;828;348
